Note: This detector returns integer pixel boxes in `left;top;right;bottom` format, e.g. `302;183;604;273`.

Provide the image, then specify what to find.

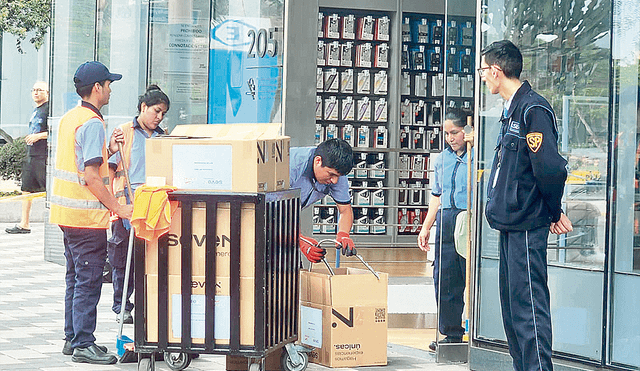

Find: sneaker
116;310;133;324
5;225;30;234
72;344;117;365
63;340;108;356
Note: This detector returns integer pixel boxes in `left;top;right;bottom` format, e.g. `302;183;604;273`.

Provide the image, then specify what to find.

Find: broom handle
465;116;473;321
117;141;135;338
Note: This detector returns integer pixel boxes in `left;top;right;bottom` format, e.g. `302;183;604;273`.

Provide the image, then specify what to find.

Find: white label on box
171;294;231;340
173;145;232;190
300;305;323;348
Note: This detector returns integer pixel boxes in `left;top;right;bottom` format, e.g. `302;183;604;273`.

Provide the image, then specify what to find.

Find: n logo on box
332;307;354;328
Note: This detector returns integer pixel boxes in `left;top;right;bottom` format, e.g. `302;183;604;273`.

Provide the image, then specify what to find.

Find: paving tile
0;223;466;371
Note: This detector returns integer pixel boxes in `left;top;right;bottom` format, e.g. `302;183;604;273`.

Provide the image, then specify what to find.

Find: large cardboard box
146;274;255;345
148;124;289;192
170;123;282;138
145;202;255;278
299;268;388;368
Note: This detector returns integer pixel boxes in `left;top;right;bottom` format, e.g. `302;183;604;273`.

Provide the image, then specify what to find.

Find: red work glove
299;235;326;263
336;231;357;256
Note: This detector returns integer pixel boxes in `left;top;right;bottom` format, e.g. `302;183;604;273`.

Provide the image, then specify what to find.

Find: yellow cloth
131;185;178;242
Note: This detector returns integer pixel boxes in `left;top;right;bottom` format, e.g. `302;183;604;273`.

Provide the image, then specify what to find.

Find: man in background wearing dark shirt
6;81;49;234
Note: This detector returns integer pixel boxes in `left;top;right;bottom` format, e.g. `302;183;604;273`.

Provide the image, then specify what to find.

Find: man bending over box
290;138;355;263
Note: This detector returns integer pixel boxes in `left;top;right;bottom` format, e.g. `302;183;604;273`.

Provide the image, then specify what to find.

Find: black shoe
116;310;133;324
72;344;117;364
63;340;108;356
428;341;437;351
5;225;30;234
428;336;463;351
441;336;463;344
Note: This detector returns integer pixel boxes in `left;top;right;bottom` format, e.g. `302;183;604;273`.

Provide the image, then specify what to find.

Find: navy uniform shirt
486;81;568;231
289;147;351;209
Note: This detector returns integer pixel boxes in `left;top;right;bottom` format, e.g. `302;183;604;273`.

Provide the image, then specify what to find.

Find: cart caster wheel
281;350;308;371
164;351;191;370
138;358;152;371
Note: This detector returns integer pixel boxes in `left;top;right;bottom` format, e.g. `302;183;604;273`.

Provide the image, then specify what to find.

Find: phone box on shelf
325;13;340;39
340;69;354;93
145;274;255;345
341;14;356;39
340;42;353;67
151;124;289;192
299;267;388;368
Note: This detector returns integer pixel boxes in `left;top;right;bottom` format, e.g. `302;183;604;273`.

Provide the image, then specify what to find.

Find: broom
115;141;137;363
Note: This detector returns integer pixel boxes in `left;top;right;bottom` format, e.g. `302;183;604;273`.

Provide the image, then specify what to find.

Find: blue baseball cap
73;61;122;88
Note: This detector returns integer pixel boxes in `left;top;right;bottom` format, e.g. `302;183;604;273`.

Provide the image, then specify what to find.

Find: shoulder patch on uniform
526;132;543;153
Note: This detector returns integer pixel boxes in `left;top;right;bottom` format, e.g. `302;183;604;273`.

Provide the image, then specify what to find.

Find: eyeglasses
477;65;502;77
477;66;492;77
32;88;46;93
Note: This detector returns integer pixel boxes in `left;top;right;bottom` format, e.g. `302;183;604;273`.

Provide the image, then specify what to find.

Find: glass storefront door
148;0;212;132
610;0;640;367
475;0;640;369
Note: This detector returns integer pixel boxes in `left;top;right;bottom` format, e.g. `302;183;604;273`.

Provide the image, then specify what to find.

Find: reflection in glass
610;1;640;367
149;0;212;132
480;0;610;270
477;0;611;361
96;0;147;121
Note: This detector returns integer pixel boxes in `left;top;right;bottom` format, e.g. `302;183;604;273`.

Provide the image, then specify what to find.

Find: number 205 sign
210;18;279;58
208;17;283;123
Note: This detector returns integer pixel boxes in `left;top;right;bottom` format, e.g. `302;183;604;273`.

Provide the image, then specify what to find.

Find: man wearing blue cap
50;61;133;365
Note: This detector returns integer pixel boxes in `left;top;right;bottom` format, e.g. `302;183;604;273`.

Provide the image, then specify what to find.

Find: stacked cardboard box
144;203;257;345
146;123;290;192
143;123;290;346
299;267;388;367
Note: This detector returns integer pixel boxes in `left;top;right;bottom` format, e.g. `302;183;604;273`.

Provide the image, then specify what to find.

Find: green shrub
0;190;21;197
0;137;27;182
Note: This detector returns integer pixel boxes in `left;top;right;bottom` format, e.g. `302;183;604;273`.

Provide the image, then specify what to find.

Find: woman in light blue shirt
417;107;473;351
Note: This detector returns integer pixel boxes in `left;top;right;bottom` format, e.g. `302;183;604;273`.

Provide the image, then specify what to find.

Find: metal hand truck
133;189;309;371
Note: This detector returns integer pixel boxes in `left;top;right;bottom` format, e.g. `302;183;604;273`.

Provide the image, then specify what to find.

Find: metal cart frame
133;189;302;370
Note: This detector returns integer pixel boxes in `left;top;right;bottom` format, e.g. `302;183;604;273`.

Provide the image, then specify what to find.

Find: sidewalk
0;222;468;371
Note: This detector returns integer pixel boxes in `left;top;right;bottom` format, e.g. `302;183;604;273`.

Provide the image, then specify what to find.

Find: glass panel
208;0;284;124
149;0;211;132
476;0;610;361
50;0;95;117
96;0;149;130
610;0;640;367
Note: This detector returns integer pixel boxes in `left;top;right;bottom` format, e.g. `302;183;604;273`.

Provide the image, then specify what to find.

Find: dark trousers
499;227;553;371
62;226;107;348
107;218;134;314
433;208;466;339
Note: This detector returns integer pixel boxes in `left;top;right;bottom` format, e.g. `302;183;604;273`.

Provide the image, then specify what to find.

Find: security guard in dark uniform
479;40;573;371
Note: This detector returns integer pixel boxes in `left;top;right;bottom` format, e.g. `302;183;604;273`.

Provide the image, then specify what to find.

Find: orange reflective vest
111;121;135;208
49;105;111;228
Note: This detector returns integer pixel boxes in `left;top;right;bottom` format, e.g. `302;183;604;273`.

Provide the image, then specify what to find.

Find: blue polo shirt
431;146;472;209
108;117;164;191
290;147;351;209
75;102;105;170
